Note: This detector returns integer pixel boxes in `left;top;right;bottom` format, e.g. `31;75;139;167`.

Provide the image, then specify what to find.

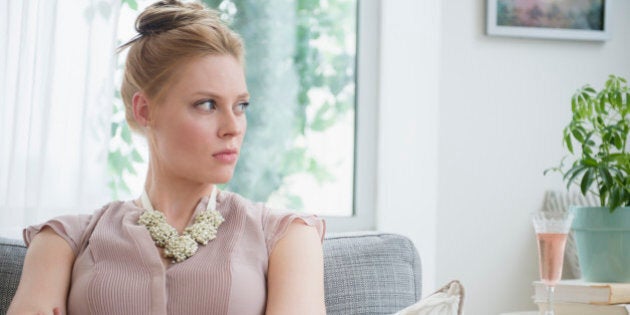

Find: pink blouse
23;190;326;315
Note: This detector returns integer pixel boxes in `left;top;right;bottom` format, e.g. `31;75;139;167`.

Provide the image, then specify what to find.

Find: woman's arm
265;221;326;315
7;227;75;315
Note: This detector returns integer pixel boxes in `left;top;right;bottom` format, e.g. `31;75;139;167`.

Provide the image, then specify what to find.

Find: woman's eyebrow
192;91;250;99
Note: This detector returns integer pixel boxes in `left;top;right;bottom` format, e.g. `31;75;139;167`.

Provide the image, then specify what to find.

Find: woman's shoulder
217;189;323;221
217;190;326;253
22;200;125;254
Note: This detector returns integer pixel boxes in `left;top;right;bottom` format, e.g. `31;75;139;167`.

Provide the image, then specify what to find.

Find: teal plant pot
570;206;630;282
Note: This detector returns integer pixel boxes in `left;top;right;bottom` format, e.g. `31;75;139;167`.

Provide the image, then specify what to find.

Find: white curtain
0;0;121;239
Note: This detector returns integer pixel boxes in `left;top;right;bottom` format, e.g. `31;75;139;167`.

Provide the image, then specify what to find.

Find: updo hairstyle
119;0;244;135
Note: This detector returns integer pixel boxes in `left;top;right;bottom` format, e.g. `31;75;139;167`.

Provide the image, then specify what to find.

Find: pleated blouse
23;190;326;315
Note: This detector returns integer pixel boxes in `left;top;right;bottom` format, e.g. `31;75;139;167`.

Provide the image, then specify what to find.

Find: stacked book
533;280;630;315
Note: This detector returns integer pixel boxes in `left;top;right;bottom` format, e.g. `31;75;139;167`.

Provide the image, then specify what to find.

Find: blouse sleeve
262;206;326;255
23;214;92;255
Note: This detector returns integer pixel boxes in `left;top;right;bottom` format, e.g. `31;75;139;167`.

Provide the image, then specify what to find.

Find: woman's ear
132;91;151;128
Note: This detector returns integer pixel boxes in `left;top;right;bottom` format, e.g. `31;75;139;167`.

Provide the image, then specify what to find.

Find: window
111;0;378;231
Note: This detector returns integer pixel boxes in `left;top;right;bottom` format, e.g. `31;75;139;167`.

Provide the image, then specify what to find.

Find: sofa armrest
0;237;26;314
323;231;422;315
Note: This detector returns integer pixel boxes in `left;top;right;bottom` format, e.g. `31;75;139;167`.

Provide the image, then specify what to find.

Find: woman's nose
218;110;244;138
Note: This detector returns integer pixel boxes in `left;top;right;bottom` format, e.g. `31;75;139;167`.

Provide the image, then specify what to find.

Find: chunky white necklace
138;187;224;263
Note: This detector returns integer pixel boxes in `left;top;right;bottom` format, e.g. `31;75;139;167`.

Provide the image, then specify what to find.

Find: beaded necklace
138;187;224;263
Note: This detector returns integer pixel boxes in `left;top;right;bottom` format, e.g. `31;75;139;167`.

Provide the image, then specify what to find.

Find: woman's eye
197;99;217;111
235;102;249;113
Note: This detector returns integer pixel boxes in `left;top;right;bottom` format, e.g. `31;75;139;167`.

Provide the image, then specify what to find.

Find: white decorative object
394;280;464;315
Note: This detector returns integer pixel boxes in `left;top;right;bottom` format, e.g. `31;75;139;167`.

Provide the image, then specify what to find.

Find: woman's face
148;54;248;184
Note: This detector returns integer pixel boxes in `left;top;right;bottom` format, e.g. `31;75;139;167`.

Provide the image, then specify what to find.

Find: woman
7;1;326;314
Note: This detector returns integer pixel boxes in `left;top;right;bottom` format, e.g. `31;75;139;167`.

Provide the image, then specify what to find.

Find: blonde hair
118;0;244;135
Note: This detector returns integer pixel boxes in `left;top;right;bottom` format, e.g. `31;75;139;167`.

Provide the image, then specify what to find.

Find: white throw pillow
393;280;464;315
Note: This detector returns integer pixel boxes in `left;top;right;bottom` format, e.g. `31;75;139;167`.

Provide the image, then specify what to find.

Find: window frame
322;0;380;232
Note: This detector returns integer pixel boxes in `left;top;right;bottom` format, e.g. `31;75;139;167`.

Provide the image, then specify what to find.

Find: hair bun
136;0;209;36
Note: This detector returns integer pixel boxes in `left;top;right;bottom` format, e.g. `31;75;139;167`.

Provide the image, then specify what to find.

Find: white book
533;280;630;304
536;301;630;315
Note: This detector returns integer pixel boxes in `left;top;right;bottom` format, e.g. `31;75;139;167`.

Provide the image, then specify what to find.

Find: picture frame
486;0;611;41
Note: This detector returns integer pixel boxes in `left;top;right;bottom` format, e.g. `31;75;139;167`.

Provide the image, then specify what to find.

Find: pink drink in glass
533;212;573;315
536;232;568;286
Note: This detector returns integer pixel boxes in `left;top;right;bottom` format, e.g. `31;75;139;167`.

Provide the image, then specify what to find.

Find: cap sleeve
262;207;326;255
23;214;92;255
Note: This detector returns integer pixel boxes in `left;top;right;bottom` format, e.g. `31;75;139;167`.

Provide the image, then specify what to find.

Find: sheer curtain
0;0;121;238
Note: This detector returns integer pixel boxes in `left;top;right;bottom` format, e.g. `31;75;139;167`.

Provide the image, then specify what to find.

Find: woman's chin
206;171;234;184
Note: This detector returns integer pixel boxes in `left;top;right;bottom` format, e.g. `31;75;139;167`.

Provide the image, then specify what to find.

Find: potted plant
547;74;630;282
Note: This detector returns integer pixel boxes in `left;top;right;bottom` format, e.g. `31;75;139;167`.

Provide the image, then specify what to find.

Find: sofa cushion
0;237;26;315
323;232;422;315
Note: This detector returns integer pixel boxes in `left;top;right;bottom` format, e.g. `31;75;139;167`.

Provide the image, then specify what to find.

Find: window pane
111;0;357;217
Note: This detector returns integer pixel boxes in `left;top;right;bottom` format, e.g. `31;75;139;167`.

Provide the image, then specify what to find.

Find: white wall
379;0;630;314
377;0;441;295
437;1;630;315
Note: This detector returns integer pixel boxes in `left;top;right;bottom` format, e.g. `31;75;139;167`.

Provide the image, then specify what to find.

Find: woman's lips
213;150;238;163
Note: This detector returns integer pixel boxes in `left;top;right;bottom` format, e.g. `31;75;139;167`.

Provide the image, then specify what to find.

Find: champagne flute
532;211;574;315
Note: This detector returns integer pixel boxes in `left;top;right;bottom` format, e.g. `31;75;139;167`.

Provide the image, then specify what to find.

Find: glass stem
545;285;555;315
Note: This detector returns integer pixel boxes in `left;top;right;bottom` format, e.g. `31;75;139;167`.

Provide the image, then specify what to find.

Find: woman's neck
142;164;215;232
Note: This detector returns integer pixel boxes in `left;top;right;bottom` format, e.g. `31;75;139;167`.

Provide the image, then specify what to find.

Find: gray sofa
0;232;422;315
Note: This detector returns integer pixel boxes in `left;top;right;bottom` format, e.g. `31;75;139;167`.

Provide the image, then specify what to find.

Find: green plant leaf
596;116;605;126
612;92;622;108
121;124;132;144
565;165;586;188
123;158;136;175
609;187;621;212
543;168;553;176
285;194;305;210
599;166;613;188
131;149;143;163
584;86;597;94
585;138;596;147
564;132;574;153
122;0;138;10
606;153;626;164
110;122;118;137
583;145;593;157
580;168;595;195
599;184;609;204
571;127;585;142
108;150;125;174
581;158;598;167
614;134;623;150
118;178;132;193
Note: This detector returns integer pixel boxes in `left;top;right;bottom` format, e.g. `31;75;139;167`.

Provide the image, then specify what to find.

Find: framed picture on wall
486;0;611;41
